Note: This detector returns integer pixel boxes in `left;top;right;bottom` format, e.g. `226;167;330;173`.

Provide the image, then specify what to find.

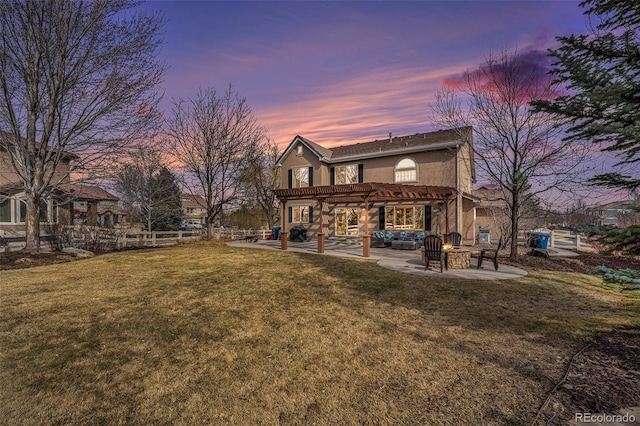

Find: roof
0;130;78;161
61;184;119;201
471;187;507;209
330;128;470;161
0;182;118;202
592;199;639;210
181;193;207;209
276;127;472;166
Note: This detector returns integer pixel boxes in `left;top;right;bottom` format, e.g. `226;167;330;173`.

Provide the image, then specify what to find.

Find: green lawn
1;242;639;425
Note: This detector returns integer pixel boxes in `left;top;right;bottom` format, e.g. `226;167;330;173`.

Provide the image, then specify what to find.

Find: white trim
394;157;418;183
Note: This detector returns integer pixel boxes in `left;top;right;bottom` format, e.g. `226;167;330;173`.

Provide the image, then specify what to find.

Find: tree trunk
24;195;42;252
510;194;520;259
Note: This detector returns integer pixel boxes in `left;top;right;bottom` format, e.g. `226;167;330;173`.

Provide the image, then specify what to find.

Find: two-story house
180;194;207;225
274;127;478;255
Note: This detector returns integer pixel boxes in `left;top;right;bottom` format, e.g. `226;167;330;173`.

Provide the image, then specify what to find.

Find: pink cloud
442;48;557;101
255;64;469;149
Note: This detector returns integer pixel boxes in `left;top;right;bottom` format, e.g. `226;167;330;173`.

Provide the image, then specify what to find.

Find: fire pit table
422;246;471;270
442;247;471;269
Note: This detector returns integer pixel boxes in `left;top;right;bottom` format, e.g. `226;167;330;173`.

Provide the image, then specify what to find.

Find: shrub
587;265;640;290
588;225;640;256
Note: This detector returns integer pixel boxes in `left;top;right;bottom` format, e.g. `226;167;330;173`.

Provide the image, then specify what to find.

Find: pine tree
144;167;183;231
532;0;640;191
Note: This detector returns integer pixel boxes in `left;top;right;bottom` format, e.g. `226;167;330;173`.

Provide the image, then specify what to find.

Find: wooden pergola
273;182;457;257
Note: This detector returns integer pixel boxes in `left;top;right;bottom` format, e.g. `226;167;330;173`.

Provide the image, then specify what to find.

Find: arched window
395;158;417;182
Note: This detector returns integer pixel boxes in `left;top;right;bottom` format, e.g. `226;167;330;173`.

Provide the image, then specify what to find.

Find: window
296;145;303;156
0;198;11;223
291;166;309;188
18;199;50;223
335;207;359;236
395;158;417;182
19;200;26;223
334;164;359;184
291;206;310;223
384;206;424;230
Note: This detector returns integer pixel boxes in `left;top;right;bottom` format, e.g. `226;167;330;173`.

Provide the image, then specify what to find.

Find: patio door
335;208;359;236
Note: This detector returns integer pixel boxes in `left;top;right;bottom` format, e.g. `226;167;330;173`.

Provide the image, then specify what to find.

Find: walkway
227;239;528;280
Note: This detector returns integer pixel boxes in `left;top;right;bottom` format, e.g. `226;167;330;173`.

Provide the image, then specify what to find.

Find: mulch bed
2;247;639;422
0;250;77;270
500;250;640;274
534;328;640;425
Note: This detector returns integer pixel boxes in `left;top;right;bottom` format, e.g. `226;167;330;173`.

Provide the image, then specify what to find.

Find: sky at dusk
145;0;591;150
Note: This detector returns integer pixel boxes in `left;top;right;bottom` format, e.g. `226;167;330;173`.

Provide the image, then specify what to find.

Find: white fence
2;226;275;251
517;229;593;251
209;228;272;241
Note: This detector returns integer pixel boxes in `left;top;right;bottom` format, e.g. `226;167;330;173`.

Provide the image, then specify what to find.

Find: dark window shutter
288;206;292;223
379;206;385;230
288;169;293;188
308;167;313;187
424;205;432;231
330;167;335;185
308;206;313;223
358;164;364;183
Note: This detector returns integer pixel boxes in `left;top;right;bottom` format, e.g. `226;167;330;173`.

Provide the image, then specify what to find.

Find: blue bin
529;232;540;248
538;234;550;249
273;226;282;240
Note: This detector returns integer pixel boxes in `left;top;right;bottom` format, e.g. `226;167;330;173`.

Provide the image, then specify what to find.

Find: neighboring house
273;127;478;247
0;141;121;234
472;185;510;244
64;184;126;227
586;200;640;227
181;194;207;225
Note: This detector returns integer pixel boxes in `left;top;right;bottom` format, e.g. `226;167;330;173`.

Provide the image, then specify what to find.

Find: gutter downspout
456;147;461;233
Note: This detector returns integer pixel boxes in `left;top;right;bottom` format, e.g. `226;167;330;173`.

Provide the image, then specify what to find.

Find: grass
1;241;639;425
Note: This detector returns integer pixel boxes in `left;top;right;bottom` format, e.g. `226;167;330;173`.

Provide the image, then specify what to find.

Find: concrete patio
227;238;528;280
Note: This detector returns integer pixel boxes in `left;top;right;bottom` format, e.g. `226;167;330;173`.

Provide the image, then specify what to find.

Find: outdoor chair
447;232;462;247
477;236;503;271
423;235;446;272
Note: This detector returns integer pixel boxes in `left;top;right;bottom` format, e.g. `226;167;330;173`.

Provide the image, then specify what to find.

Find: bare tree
241;138;281;230
113;144;182;232
166;85;267;238
0;0;165;251
432;49;592;258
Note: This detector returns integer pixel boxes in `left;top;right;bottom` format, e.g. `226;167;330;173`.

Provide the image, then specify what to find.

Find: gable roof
276;127;471;166
61;184;119;201
276;135;333;165
181;193;207;209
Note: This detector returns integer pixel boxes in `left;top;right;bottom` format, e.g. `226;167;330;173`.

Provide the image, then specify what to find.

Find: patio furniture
477;236;503;271
371;231;394;248
442;247;471;269
422;235;445;272
447;231;462;247
289;226;307;242
391;231;419;250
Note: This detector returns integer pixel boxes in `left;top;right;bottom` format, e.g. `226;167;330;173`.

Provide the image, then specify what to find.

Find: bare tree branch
432;49;595;258
166;85;267;238
0;0;166;251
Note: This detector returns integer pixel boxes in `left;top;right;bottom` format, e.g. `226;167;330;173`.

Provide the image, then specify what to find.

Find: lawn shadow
282;249;640;391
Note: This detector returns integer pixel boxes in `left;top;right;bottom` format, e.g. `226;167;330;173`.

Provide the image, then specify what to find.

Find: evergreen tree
145;167;184;231
532;0;640;191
